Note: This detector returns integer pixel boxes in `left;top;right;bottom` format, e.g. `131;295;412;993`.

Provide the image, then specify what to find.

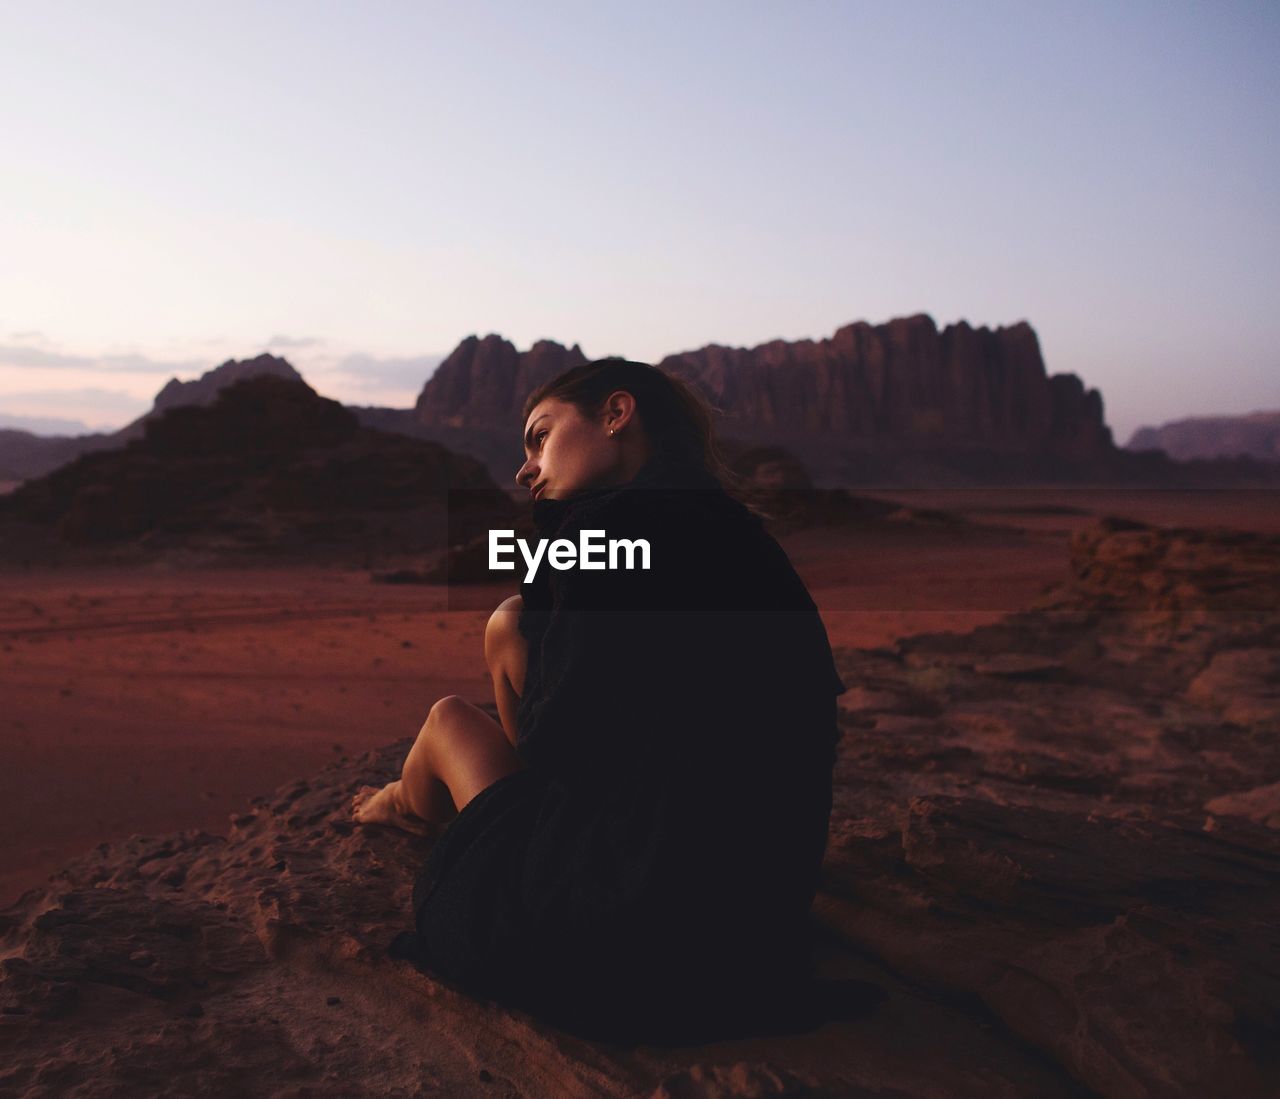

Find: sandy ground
1;485;1274;907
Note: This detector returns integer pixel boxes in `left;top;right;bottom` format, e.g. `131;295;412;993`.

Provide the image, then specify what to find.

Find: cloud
0;412;94;435
328;352;444;393
0;386;151;412
0;345;206;373
0;385;150;433
266;334;326;349
8;330;47;342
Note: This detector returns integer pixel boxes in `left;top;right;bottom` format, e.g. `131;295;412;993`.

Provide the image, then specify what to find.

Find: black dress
387;452;847;1041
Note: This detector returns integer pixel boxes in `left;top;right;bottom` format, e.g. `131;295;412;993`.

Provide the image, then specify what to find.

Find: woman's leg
484;594;526;747
351;694;525;834
351;594;528;835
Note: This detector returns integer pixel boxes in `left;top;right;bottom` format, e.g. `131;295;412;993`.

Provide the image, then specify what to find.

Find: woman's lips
532;482;547;501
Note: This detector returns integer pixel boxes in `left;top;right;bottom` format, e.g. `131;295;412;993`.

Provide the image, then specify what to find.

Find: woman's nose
515;459;537;489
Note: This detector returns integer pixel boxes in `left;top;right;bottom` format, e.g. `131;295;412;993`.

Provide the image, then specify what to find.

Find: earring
609;428;615;436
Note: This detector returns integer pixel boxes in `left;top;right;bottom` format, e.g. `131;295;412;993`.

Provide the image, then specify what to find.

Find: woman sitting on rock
352;358;846;1041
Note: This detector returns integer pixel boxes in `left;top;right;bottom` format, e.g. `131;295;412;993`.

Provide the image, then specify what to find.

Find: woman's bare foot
351;781;439;837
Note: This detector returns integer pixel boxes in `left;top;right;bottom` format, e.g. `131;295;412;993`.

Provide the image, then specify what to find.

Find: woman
352;358;847;1041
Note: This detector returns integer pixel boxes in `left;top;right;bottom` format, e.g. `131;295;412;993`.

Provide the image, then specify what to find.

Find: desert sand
0;490;1092;908
1;485;1277;1096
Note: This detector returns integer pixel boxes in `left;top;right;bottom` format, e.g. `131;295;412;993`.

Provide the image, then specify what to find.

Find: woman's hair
521;357;765;512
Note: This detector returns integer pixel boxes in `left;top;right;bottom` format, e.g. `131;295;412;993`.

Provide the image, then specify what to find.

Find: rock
0;742;1087;1097
823;518;1280;1096
404;318;1125;488
1;518;1276;1095
1187;648;1280;727
1205;781;1280;829
1127;410;1280;463
413;335;587;431
0;375;516;564
973;653;1065;679
724;444;904;532
148;354;303;420
659;315;1109;460
0;353;304;483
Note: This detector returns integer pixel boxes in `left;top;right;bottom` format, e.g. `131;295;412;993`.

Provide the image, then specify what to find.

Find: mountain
661;314;1109;454
8;323;1280;492
0;428;116;483
658;314;1114;484
0;354;305;482
1127;411;1280;463
141;352;303;419
355;335;591;492
394;317;1280;487
0;413;95;435
0;375;515;564
396;316;1117;487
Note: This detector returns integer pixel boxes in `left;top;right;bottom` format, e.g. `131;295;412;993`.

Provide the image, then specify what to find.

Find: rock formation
412;336;588;429
823;516;1280;1096
0;354;307;483
10;330;1280;492
146;354;303;421
398;317;1125;488
399;318;1131;488
1;518;1276;1095
411;319;1111;458
1128;410;1280;463
0;375;515;565
657;315;1110;456
722;444;905;533
353;336;592;492
398;318;1280;488
0;429;115;484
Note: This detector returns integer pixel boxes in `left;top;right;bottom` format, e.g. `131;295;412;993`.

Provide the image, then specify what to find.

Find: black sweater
393;451;846;1040
516;451;844;782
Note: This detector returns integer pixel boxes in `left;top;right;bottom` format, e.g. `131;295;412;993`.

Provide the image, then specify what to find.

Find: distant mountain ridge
0;353;304;481
1127;411;1280;462
0;374;514;563
411;315;1108;456
395;315;1118;486
152;354;302;413
0;430;115;484
5;321;1279;489
0;413;96;435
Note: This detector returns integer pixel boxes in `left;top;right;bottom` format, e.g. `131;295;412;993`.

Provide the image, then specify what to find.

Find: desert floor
1;485;1275;907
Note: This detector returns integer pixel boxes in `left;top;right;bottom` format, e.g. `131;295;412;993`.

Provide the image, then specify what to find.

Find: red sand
2;486;1273;906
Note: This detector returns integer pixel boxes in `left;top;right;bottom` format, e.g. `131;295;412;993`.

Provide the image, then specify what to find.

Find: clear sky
1;0;1276;444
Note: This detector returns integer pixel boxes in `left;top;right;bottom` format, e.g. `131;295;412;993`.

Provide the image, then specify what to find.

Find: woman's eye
536;430;548;445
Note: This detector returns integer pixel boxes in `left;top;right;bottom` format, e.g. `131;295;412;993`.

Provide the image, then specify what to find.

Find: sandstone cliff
657;314;1110;457
403;317;1119;488
411;318;1110;456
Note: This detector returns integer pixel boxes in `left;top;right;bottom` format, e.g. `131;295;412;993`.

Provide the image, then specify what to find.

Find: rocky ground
1;517;1277;1097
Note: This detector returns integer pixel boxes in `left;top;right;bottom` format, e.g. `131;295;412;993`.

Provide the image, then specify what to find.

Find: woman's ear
602;390;637;434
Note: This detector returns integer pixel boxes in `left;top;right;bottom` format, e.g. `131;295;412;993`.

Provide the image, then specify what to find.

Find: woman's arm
484;594;527;747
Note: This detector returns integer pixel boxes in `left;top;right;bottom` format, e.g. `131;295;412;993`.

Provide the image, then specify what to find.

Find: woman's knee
485;594;523;654
416;694;466;750
417;692;524;808
424;693;470;733
484;595;525;678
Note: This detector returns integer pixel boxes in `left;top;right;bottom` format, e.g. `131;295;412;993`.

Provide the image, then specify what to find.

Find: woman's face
515;397;624;501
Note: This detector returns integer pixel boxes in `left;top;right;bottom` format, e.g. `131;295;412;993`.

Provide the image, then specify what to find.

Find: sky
1;0;1276;445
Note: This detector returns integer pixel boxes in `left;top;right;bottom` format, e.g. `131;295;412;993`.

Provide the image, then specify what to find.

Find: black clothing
388;452;846;1040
